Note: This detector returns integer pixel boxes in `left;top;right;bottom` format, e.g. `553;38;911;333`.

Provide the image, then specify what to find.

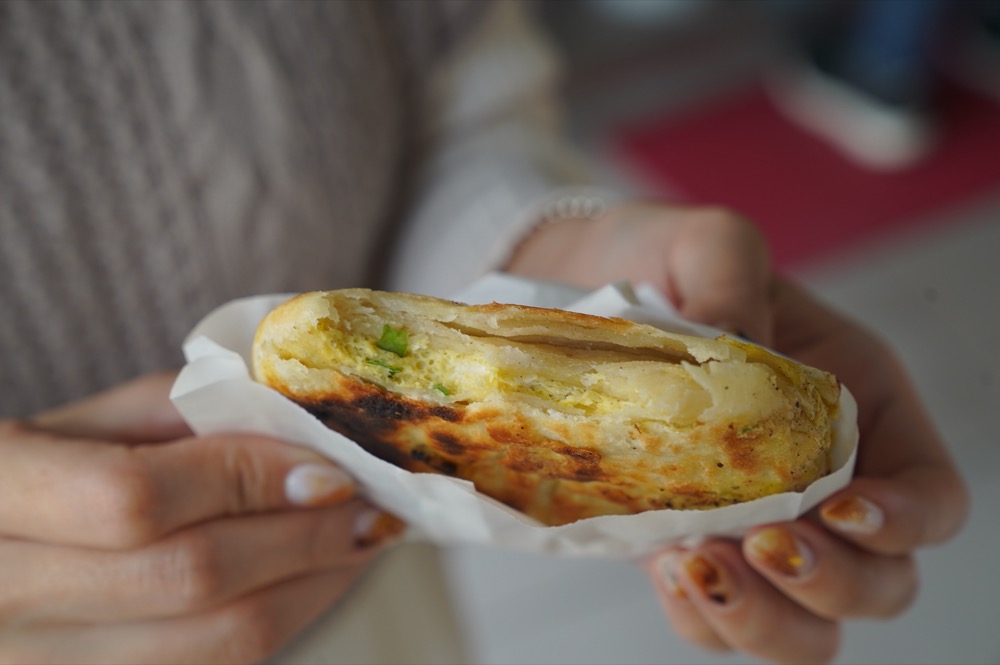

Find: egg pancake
251;289;841;526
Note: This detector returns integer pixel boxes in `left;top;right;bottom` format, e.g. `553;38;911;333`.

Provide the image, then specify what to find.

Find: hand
506;202;775;343
507;204;969;664
0;373;405;665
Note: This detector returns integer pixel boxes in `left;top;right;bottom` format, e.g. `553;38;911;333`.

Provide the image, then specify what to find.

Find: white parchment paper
171;274;858;560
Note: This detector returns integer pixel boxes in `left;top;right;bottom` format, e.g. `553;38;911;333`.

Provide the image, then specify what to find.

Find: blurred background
441;1;1000;664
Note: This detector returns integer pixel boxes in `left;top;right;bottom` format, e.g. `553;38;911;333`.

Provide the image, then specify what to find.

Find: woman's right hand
0;372;404;665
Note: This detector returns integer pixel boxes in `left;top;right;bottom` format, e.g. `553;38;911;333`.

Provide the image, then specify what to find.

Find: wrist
504;191;624;286
503;187;617;279
505;198;679;289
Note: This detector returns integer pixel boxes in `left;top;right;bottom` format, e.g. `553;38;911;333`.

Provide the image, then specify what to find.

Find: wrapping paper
171;273;857;560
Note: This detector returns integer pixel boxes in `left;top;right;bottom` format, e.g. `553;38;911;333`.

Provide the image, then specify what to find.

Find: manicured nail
285;463;354;507
821;496;884;535
681;553;736;605
655;551;687;599
354;508;407;548
746;527;815;578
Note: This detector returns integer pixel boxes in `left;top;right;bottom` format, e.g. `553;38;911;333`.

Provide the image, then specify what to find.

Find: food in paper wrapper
251;289;841;526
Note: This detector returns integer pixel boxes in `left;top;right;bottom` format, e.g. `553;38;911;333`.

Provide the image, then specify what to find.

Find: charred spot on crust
352;393;420;423
300;397;412;470
298;384;462;472
556;445;602;480
429;406;461;422
506;449;545;473
351;392;460;424
430;431;466;456
304;385;460;432
410;445;458;475
559;446;602;465
596;485;633;505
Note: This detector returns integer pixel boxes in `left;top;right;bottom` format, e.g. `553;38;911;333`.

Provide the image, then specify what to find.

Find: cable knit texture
0;1;475;417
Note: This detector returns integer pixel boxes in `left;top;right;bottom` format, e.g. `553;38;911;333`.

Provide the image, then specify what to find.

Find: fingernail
654;550;687;599
746;527;815;578
285;463;354;507
820;496;884;535
354;508;407;548
680;553;736;605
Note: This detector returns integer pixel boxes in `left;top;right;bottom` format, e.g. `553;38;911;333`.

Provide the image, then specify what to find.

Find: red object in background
616;81;1000;269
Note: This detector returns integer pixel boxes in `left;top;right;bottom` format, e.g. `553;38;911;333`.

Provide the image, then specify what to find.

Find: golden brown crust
252;289;840;526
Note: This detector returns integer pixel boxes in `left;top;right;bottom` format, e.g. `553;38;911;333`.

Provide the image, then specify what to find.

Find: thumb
666;212;775;346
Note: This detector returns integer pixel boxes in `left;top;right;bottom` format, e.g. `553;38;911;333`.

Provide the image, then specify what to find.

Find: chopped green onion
432;384;451;396
376;324;408;357
365;358;402;376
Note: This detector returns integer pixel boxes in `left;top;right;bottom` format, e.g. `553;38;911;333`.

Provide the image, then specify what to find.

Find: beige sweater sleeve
382;1;607;299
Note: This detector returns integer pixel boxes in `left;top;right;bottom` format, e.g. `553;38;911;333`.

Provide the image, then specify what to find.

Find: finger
0;421;357;548
666;210;775;346
647;550;731;653
744;521;918;620
8;565;372;665
768;278;969;548
32;372;191;443
0;501;404;623
818;467;968;556
668;540;840;665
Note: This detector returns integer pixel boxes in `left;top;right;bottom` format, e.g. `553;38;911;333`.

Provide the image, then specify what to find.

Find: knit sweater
0;0;506;417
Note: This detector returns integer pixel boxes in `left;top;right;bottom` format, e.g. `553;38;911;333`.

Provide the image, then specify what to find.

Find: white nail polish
354;508;379;541
285;463;352;506
354;507;406;548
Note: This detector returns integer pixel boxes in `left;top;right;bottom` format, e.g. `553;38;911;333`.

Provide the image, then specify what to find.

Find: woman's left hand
506;203;969;664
